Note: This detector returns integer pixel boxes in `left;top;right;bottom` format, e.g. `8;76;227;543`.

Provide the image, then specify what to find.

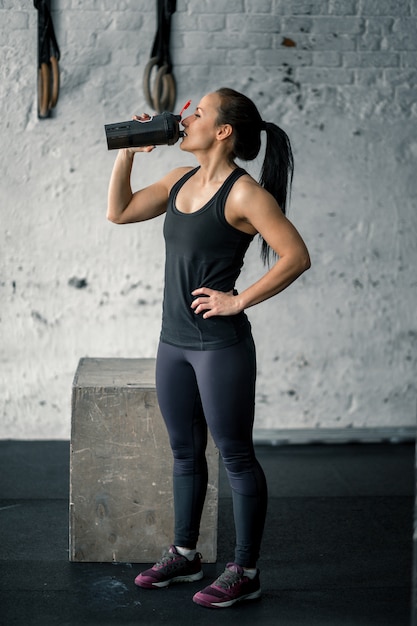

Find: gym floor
0;440;414;625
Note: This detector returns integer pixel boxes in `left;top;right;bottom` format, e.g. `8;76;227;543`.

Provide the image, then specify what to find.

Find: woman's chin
179;139;190;152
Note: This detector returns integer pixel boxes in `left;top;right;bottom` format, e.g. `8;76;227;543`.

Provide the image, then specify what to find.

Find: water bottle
105;111;184;150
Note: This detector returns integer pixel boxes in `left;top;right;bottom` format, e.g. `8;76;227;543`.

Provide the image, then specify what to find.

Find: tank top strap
169;165;247;213
172;166;246;195
221;167;247;194
215;167;248;222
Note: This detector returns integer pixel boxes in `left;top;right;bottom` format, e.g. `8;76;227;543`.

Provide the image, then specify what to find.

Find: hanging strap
143;0;177;113
151;0;176;72
34;0;60;118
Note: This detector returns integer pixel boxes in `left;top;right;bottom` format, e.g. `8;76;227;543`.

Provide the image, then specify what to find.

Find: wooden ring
38;62;50;118
142;56;159;110
49;56;60;108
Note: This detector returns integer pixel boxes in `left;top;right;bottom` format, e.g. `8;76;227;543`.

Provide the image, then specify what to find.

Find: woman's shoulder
229;170;282;219
161;165;196;189
232;171;270;202
224;170;281;234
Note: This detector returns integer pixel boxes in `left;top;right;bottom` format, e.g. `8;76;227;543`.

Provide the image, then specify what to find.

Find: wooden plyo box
70;357;219;563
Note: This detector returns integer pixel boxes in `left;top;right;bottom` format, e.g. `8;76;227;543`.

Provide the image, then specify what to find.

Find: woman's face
180;92;223;152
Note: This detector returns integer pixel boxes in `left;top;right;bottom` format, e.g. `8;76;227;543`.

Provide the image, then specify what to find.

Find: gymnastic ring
49;56;60;109
38;62;50;118
161;72;176;112
157;71;171;111
152;64;175;113
142;56;159;109
151;64;169;113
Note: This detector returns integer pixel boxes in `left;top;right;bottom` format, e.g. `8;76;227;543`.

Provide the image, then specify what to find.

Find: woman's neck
193;153;237;185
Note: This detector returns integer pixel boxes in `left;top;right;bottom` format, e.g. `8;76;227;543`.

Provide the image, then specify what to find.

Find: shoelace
214;568;241;590
154;550;180;568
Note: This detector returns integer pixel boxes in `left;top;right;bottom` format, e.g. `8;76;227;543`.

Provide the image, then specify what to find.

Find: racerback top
160;166;254;350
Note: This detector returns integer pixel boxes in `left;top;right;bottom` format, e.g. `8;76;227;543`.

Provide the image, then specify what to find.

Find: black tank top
160;166;254;350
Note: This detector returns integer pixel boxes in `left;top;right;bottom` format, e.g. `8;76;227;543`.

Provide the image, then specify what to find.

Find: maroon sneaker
135;545;203;589
193;563;261;608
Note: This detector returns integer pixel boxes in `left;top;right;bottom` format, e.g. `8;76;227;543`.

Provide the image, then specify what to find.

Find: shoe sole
193;588;261;608
136;570;204;589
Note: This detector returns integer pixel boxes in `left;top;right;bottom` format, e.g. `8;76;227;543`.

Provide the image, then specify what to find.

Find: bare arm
191;179;311;318
107;145;192;224
107;111;193;225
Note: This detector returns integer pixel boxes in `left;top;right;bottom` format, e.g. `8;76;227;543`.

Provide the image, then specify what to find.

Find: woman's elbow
293;250;311;278
302;251;311;272
106;209;124;224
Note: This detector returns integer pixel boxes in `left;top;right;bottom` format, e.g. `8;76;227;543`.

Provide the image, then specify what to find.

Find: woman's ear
216;124;233;141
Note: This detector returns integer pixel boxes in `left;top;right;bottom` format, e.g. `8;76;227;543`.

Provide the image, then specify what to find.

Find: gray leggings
155;335;268;567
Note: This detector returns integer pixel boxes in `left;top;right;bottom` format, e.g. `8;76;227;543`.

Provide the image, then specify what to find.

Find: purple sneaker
135;545;203;589
193;563;261;608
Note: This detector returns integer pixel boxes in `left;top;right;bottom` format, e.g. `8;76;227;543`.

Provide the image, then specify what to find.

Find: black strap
34;0;60;118
143;0;177;112
150;0;176;72
34;0;60;66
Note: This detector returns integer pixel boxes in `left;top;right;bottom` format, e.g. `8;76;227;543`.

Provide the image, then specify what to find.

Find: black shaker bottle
104;111;183;150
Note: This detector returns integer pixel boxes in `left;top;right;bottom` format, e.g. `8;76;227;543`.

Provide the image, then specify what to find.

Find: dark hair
215;87;294;264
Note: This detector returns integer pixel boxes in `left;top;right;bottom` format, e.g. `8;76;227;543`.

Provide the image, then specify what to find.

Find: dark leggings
155;335;268;568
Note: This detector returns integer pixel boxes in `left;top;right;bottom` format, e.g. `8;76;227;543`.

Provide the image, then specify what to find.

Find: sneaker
134;545;204;589
193;563;261;608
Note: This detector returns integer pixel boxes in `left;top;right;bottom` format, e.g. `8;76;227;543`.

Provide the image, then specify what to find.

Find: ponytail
215;87;294;265
259;122;294;264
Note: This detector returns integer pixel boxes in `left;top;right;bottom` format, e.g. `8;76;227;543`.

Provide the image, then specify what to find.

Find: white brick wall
0;0;416;438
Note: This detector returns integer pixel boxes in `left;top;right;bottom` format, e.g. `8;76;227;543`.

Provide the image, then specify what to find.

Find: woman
107;87;310;609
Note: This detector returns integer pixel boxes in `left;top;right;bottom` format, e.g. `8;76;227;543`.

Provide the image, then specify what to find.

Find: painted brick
3;27;33;49
3;10;28;28
310;16;364;33
114;12;144;30
313;51;342;66
256;48;313;66
343;51;400;66
395;86;417;110
389;33;417;51
328;0;358;15
358;34;385;51
281;16;314;32
192;0;244;13
0;0;26;8
62;11;114;32
170;14;200;31
65;28;99;49
197;14;226;31
198;63;250;87
217;32;273;49
244;0;273;13
169;33;186;50
65;47;112;69
69;0;153;9
182;32;213;50
274;0;329;15
401;51;417;66
307;33;357;50
353;68;389;86
364;17;394;34
385;68;417;86
296;67;355;84
359;0;411;15
227;13;280;32
392;19;417;49
173;48;232;66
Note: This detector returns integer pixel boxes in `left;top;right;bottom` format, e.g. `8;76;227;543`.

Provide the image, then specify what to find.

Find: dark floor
0;440;414;626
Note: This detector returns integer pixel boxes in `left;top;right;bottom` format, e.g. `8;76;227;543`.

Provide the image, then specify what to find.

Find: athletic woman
107;87;311;609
